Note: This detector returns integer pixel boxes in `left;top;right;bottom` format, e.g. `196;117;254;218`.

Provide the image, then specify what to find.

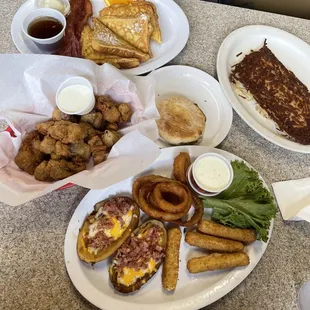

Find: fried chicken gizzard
14;95;132;182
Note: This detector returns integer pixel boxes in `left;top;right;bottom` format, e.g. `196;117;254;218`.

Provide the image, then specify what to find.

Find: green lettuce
201;160;277;242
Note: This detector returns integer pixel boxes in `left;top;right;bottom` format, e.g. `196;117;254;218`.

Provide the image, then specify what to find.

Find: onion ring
138;183;191;221
150;182;190;213
173;152;191;183
172;193;204;227
132;175;173;202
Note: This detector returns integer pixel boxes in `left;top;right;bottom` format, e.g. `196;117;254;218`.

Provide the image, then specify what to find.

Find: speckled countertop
1;1;310;309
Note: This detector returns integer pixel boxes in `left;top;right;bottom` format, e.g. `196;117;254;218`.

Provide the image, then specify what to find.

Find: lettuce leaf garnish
201;160;277;242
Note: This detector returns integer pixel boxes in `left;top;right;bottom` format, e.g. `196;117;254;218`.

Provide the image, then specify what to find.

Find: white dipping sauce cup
189;153;234;196
22;8;66;53
56;77;95;115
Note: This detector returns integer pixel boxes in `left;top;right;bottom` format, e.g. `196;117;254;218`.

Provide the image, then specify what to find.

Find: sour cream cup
187;153;234;196
21;8;66;53
56;77;95;115
35;0;71;16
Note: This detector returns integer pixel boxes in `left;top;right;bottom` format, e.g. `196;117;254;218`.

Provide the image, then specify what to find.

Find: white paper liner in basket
0;54;160;206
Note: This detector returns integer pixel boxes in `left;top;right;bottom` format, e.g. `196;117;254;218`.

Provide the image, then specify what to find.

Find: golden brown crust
162;228;181;291
197;220;257;244
187;252;250;274
156;97;206;145
185;231;244;253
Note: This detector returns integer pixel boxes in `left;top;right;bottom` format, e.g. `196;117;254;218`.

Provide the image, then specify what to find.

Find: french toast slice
81;25;140;68
98;13;153;55
91;19;150;62
99;1;162;44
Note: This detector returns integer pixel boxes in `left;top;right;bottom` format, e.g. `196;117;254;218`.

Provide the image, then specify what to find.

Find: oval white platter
64;145;273;310
154;65;233;148
217;25;310;153
11;0;189;76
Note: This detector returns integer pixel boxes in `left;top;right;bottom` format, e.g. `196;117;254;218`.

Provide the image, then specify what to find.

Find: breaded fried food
185;232;244;253
36;121;55;135
98;13;153;55
55;141;91;161
162;228;181;292
88;135;107;165
34;161;53;182
101;130;121;149
106;122;118;130
81;111;105;129
14;131;45;175
118;102;132;123
38;120;92;144
197;220;257;244
47;159;86;180
39;136;57;154
81;25;140;68
91;19;150;62
52;107;79;122
173;152;191;183
187;252;250;274
95;96;121;123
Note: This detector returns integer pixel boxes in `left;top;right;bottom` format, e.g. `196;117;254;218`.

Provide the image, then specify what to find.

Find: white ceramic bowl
56;77;95;115
21;8;66;53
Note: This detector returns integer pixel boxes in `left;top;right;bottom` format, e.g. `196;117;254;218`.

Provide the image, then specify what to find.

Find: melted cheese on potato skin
87;209;133;253
118;258;157;286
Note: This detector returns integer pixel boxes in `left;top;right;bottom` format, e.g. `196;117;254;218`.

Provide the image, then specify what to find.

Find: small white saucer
11;0;46;54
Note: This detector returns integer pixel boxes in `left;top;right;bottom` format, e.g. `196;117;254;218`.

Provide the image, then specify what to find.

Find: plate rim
64;145;273;310
153;65;233;148
217;24;310;153
11;0;189;76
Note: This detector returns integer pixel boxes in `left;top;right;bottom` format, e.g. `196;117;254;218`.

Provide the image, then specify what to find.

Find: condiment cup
190;153;234;195
56;77;95;115
35;0;71;16
22;8;66;53
187;164;218;197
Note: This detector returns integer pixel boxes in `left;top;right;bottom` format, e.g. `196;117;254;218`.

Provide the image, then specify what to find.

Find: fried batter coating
79;122;98;140
34;157;86;181
106;122;118;131
14;131;45;175
35;121;55;135
55;141;91;161
95;96;121;123
118;103;132;123
52;107;79;122
34;161;53;182
39;136;57;154
101;130;120;149
80;111;105;129
87;135;107;165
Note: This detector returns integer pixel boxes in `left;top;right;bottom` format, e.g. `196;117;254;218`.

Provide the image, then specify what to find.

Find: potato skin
77;197;140;264
109;220;167;294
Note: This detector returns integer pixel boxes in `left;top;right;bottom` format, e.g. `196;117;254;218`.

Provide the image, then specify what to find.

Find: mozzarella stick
162;228;182;291
187;252;250;274
185;231;244;252
197;220;256;244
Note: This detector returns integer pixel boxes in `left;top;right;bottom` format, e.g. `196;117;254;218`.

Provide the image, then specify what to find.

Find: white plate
217;25;310;153
64;145;273;310
154;65;233;148
11;0;189;75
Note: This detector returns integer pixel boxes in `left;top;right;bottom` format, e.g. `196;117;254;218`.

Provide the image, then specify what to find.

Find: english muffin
156;96;206;145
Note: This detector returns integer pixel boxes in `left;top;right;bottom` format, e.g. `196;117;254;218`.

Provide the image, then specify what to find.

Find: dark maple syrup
28;17;63;39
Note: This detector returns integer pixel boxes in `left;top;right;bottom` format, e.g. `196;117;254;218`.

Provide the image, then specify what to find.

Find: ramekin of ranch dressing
56;77;95;115
192;153;233;194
